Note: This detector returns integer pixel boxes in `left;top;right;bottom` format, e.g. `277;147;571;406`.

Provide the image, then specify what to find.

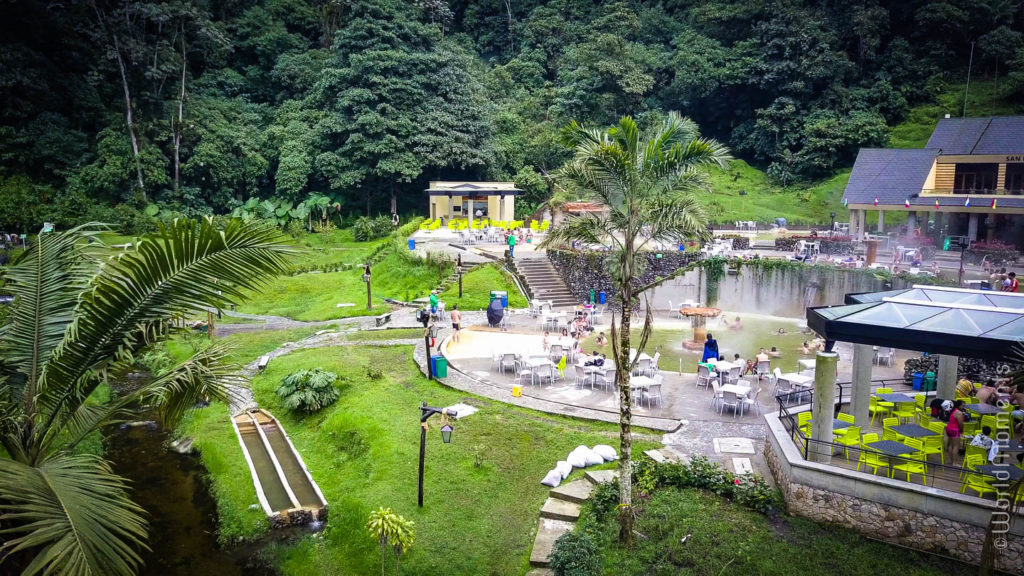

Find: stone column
467;197;473;227
877;210;885;233
938;354;958;399
810;351;839;464
448;196;454;221
907;212;917;241
850;344;873;427
499;195;506;222
968;213;979;241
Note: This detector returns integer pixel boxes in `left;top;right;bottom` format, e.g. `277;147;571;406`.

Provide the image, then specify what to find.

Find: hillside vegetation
3;0;1024;233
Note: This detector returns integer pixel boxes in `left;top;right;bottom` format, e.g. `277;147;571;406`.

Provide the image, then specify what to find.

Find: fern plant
275;368;340;413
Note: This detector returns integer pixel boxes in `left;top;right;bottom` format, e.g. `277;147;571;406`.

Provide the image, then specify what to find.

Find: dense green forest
2;0;1023;233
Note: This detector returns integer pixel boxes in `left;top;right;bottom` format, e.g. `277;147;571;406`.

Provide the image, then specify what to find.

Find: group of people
990;268;1019;292
932;378;1024;466
699;334;779;377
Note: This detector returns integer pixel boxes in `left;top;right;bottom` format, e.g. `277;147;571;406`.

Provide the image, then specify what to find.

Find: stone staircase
514;257;577;308
527;448;688;573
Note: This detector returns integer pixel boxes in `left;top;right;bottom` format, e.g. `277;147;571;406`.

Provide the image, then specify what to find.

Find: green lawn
182;344;652;575
703;160;847;226
579;486;973;576
439;264;529;310
238;251;526;322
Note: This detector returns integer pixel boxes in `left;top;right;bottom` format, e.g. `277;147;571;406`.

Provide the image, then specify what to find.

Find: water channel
105;420;277;576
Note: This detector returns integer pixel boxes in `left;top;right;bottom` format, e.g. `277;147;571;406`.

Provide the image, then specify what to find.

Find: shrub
549;530;600;576
366;507;415;575
633;455;782;514
276;368;340;413
353;215;393;241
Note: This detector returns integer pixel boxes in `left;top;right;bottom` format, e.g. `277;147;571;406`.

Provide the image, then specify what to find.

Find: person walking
450;304;462;343
507;231;516;259
701;333;719;363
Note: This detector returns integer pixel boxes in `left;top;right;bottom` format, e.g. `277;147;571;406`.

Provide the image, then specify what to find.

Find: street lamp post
958;239;969;286
457;254;463;299
418;402;457;507
829;212;836;236
363;264;372;311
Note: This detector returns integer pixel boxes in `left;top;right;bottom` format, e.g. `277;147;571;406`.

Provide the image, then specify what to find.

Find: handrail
920;188;1024;197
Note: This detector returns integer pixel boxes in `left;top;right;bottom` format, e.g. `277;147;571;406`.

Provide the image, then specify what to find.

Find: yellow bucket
512;385;522;398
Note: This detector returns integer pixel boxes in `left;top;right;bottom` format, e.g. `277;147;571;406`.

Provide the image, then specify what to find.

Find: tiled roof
844;148;938;205
563;202;607;212
926;116;1024;155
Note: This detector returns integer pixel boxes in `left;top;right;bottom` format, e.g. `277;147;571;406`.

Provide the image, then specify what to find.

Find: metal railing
920;188;1024;196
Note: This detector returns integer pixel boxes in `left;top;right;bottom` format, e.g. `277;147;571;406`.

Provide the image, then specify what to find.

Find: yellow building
426;181;519;224
845;116;1024;247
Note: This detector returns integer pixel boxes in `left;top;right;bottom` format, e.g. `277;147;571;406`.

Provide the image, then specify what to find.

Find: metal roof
844;148;939;205
809;286;1024;361
927;117;1024;155
425;181;521;196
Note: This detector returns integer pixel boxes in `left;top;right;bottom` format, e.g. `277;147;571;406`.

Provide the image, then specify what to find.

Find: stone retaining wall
903;356;1021;385
547;250;702;309
763;415;1024;572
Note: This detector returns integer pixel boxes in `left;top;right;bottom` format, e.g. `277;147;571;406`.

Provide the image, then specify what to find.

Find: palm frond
0;225;99;412
34;218;292;459
0;455;148;576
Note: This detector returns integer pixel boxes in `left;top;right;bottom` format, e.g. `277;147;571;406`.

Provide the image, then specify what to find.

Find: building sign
1007;155;1024;162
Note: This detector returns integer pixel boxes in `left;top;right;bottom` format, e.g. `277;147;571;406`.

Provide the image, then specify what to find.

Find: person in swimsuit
450;305;462;343
945;399;966;466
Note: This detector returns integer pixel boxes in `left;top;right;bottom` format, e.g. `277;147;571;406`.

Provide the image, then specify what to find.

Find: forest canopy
1;0;1022;232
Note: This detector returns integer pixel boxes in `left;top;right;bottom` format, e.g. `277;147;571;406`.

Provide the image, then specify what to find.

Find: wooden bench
374;312;392;327
257;355;270;371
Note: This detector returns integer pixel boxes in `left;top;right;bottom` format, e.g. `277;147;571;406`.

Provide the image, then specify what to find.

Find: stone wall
774;236;854;255
764;417;1024;572
903;356;1021;384
547;250;702;309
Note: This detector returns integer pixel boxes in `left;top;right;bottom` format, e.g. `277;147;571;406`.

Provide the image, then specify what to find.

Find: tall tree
0;218;291;575
542;113;729;543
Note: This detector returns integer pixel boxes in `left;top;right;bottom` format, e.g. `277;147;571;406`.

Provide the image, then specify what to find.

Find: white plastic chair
499;353;517;375
632;358;651;377
756;360;770;381
647;352;660;377
742;387;761;416
697;364;717;389
710;380;723;410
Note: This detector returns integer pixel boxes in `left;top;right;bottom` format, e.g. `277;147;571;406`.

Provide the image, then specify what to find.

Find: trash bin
431;355;447;378
512;384;522;397
912;372;924;390
980;280;992;291
490;290;508;307
408;238;415;250
923;371;936;391
589;289;595;304
599;291;606;305
943;237;951;251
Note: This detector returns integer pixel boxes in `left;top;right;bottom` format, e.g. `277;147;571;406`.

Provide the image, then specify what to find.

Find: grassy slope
704;82;1024;226
583;486;972;576
438;263;529;310
186;343;651;575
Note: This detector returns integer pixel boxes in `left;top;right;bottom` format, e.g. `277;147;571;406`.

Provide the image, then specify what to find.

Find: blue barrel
912;372;923;390
408;238;415;250
599;291;606;304
678;244;685;251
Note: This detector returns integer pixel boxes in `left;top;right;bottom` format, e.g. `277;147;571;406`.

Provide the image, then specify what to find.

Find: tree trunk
615;299;634;544
173;26;186;196
110;30;146;198
390;181;397;215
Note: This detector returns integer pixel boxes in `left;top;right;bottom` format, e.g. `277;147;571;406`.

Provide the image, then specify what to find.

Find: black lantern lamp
440;422;454;443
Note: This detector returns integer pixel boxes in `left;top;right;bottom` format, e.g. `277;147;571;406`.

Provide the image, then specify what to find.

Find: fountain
679;306;722;350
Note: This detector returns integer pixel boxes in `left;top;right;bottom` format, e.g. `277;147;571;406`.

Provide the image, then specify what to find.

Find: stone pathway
526;448;688;572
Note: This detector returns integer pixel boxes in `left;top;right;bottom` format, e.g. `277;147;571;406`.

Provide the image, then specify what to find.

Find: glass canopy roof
812;286;1024;360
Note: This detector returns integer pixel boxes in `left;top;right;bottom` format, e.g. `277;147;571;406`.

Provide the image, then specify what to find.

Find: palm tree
542;113;729;543
0;218;291;576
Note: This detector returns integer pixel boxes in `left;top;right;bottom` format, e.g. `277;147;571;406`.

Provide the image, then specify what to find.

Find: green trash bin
431;355;448;378
923;371;936;392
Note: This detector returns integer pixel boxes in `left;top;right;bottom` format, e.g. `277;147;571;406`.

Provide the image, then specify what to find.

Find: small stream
105;420;277;576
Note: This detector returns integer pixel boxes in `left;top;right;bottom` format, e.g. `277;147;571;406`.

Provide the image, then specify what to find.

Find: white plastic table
797;359;816;373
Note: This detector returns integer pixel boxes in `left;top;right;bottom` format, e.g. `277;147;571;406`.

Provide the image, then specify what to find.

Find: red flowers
733;478;740;485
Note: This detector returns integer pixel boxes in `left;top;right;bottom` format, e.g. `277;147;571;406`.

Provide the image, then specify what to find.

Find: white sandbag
567;449;588;468
541;469;562;487
592;444;618;462
555;460;573;479
582;447;604;466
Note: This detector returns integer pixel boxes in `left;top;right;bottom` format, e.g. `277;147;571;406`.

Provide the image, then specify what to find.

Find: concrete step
540;497;581;522
644;449;667;463
526;569;555;576
549;479;594;504
529;518;575;567
660;446;690;464
584;469;619;485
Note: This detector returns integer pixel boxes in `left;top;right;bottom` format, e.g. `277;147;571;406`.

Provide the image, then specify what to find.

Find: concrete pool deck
426;310;912;478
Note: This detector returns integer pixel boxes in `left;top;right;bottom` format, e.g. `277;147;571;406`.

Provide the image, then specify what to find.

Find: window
953;163;998;193
1006;164;1024;194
